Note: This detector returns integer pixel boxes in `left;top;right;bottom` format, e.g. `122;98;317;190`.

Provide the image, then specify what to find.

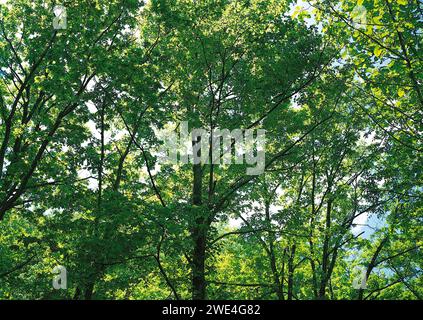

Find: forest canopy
0;0;422;300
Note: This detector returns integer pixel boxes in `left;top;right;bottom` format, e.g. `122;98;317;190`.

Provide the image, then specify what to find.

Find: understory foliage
0;0;421;300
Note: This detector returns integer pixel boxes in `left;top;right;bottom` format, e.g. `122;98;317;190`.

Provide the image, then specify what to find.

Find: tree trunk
84;282;94;300
265;201;284;300
287;244;296;300
191;136;207;300
318;198;332;299
192;219;207;300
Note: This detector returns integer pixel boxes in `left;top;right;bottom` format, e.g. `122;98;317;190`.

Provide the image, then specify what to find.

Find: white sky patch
141;163;161;177
86;120;100;139
270;203;283;214
228;217;242;229
358;130;377;146
351;211;369;236
77;167;97;191
288;0;319;29
86;101;97;113
228;198;282;230
85;120;114;143
43;207;64;217
85;76;98;92
114;129;126;141
290;100;302;111
87;178;98;190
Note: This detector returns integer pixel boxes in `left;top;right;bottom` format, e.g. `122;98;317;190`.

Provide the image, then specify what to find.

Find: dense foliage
0;0;421;300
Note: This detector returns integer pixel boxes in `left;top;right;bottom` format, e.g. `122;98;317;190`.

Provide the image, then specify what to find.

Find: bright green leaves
0;0;421;301
374;46;383;57
397;87;405;97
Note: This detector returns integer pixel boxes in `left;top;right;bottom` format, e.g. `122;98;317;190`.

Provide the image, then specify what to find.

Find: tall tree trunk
84;100;105;301
191;136;207;300
84;282;94;300
269;243;284;300
308;148;319;298
265;201;284;300
318;198;332;299
73;287;81;300
192;218;207;300
287;244;296;300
